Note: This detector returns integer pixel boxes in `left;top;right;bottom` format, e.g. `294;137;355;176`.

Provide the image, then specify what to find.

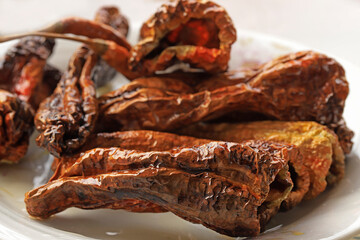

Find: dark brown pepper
50;129;305;222
0;90;34;163
35;47;94;156
35;7;131;157
0;37;56;163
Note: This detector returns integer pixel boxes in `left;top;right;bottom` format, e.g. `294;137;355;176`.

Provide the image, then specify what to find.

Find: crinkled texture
99;51;353;154
35;7;131;157
0;90;34;163
35;47;96;157
129;0;236;75
51;130;214;179
0;37;57;163
178;121;345;201
26;140;297;237
50;130;214;213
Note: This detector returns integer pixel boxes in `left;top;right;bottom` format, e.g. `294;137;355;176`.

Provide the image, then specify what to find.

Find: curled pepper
129;0;237;74
35;7;131;157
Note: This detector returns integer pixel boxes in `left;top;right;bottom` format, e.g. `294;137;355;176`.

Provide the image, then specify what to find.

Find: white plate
0;25;359;240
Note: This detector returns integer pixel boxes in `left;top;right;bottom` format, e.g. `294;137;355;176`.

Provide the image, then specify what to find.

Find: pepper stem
0;31;109;56
0;32;93;45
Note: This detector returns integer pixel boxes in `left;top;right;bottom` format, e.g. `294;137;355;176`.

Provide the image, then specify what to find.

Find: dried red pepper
26;140;298;237
50;129;307;215
0;36;57;163
0;37;56;108
35;47;99;156
35;7;131;157
98;51;353;154
177;121;345;200
129;0;236;75
0;90;34;163
49;130;218;213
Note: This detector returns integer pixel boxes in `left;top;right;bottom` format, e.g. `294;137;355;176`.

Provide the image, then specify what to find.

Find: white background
0;0;359;66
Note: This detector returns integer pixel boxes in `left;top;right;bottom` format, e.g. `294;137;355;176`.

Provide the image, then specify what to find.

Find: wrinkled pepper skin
50;130;215;214
129;0;236;75
35;47;96;157
0;2;350;238
98;51;353;154
0;37;56;163
178;121;345;200
35;7;131;157
0;90;34;163
26;140;298;237
55;130;307;211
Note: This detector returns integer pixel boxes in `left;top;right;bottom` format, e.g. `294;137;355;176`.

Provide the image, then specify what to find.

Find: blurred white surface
0;0;360;66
